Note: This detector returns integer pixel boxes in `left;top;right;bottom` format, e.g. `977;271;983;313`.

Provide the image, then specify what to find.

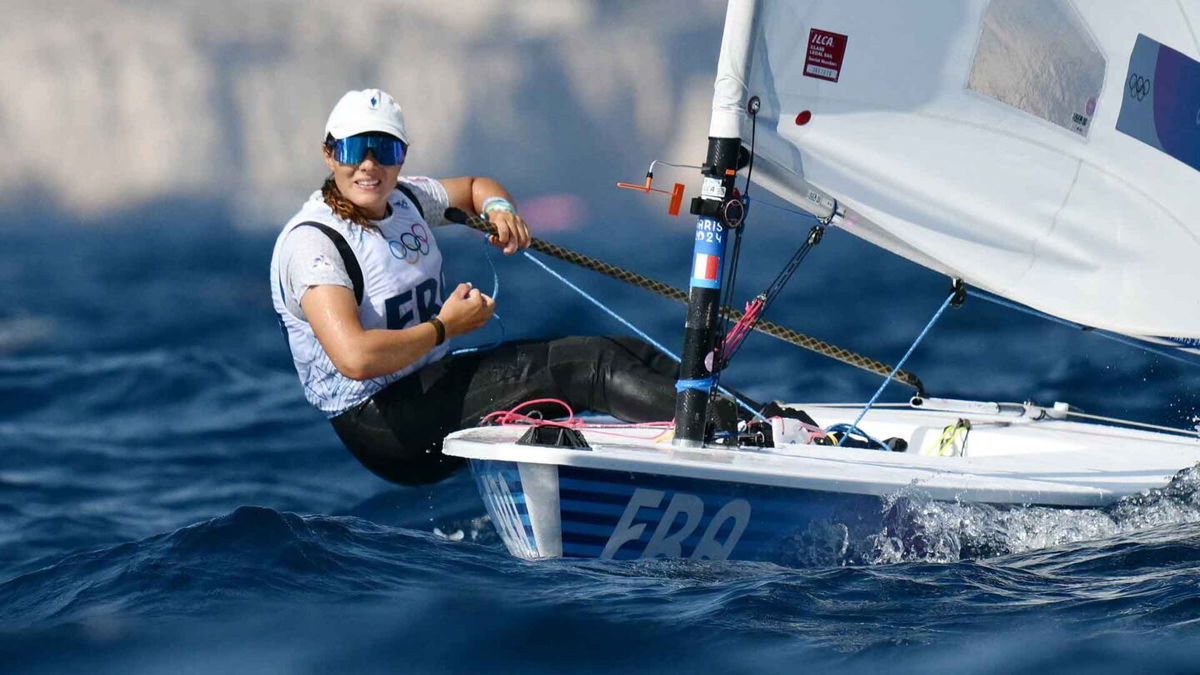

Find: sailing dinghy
444;0;1200;563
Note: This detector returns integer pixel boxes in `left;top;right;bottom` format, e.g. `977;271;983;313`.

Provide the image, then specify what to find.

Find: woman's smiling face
323;143;402;219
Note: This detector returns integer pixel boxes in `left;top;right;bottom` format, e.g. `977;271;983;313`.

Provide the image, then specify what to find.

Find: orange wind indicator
616;160;695;217
667;182;685;216
616;173;654;193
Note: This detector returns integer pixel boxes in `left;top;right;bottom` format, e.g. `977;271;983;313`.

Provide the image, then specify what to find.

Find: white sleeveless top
270;179;451;416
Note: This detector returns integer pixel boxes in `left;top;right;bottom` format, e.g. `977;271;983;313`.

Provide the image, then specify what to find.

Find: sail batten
715;0;1200;340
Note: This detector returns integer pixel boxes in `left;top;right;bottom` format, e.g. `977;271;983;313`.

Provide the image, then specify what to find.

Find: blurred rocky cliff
0;0;724;228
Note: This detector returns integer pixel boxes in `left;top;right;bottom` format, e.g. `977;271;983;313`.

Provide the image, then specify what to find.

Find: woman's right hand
437;282;495;337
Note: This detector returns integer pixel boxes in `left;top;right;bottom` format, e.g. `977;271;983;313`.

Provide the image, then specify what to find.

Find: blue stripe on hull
470;460;884;563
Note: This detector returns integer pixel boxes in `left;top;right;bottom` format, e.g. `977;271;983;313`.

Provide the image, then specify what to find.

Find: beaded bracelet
481;196;515;216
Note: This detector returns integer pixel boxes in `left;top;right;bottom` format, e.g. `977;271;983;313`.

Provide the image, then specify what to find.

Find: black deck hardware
516;425;591;450
950;278;967;309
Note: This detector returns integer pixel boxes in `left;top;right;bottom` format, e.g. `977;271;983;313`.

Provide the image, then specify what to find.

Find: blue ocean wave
2;219;1200;672
2;504;1200;673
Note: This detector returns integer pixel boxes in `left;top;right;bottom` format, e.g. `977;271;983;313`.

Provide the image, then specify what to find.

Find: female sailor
270;89;678;485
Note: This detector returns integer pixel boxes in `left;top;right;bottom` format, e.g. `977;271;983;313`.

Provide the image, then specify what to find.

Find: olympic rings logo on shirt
388;223;431;264
1127;73;1151;102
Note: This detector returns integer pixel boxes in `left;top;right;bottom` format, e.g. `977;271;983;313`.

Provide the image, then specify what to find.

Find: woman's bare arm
441;176;531;254
302;281;494;381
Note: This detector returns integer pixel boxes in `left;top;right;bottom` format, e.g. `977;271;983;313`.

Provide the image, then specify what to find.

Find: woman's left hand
486;209;531;255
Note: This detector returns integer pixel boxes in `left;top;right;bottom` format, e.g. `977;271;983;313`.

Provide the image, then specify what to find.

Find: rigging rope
1061;409;1200;438
518;249;765;421
449;234;506;355
712;97;761;384
444;208;925;392
839;291;955;445
712;206;745;393
967;289;1200;370
719;219;825;368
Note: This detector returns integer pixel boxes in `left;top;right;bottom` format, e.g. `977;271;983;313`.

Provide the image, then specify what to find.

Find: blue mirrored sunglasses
329;134;406;166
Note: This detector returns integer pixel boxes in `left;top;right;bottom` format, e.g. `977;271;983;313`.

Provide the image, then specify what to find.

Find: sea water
2;206;1199;673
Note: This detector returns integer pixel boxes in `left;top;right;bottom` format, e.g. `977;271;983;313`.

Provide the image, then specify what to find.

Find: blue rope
521;250;765;421
840;291;955;446
824;423;892;450
450;235;506;356
967;289;1200;370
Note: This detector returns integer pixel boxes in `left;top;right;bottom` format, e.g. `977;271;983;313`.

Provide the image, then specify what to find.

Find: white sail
712;0;1200;341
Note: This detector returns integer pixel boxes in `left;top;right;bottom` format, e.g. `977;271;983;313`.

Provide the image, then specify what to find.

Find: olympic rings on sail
1127;73;1151;102
388;223;431;264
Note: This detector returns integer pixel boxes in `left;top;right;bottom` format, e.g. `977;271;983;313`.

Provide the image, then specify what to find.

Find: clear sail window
967;0;1106;137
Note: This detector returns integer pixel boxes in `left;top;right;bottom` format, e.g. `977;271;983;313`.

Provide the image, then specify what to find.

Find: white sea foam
773;464;1200;567
861;465;1200;565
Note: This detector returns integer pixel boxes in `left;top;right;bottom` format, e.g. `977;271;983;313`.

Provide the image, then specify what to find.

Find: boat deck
445;404;1200;507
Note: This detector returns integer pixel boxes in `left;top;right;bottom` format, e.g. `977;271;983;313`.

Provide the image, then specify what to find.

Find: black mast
673;136;743;447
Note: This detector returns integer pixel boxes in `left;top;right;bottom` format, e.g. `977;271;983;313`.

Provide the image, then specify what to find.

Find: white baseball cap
324;88;409;144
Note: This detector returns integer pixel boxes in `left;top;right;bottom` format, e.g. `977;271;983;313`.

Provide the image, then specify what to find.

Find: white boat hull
443;405;1200;562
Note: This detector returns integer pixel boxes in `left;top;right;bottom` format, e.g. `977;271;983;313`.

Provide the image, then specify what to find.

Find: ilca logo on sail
1127;73;1151;102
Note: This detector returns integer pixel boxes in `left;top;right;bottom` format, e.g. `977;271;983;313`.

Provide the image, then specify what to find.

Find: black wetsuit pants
329;336;679;485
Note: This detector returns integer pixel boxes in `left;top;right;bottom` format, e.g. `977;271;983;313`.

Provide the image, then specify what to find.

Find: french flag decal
693;253;720;283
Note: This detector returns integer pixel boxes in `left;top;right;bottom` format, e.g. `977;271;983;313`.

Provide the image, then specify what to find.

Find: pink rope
480;399;830;444
479;398;577;427
480;398;674;433
720;297;765;360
